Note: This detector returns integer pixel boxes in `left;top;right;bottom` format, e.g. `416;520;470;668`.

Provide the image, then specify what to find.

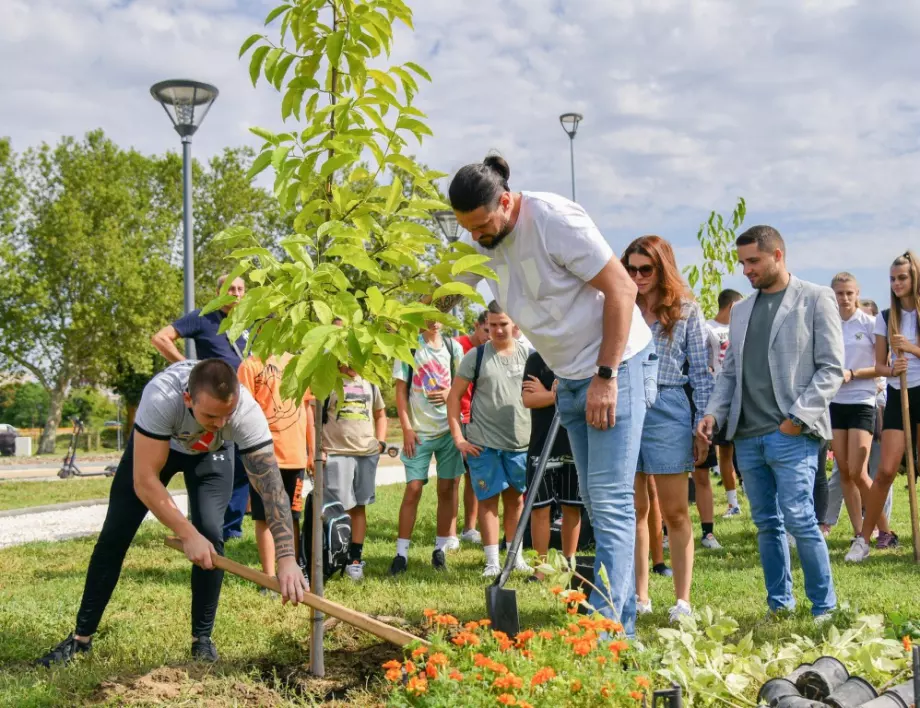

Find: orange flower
382;659;401;670
903;636;913;652
516;629;536;646
465;621;481;631
479;619;492;627
434;613;459;626
631;691;644;701
404;660;416;674
550;586;563;595
609;640;629;654
568;623;582;634
557;630;568;638
600;683;617;698
429;652;449;667
406;675;428;695
572;639;593;656
474;653;491;667
425;662;438;679
567;606;579;615
449;670;464;681
476;673;484;681
571;679;583;693
538;631;554;641
518;702;534;708
423;608;438;618
412;647;428;658
521;649;534;660
452;631;481;647
497;694;517;706
635;676;651;689
493;674;524;690
385;667;402;682
597;656;608;665
493;630;510;642
567;591;587;604
530;667;557;688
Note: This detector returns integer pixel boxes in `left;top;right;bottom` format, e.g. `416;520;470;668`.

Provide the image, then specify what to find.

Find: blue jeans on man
556;343;657;638
734;430;836;615
223;446;249;541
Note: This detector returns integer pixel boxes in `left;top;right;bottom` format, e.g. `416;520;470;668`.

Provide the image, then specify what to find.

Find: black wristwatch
596;365;615;380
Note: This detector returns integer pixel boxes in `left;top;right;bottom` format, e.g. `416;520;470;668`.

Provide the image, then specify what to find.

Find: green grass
2;480;920;706
0;477;187;512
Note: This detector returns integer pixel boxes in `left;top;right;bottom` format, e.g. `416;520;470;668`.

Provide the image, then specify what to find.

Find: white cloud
1;0;917;304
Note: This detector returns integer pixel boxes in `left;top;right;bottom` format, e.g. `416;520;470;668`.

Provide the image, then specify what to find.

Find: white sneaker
482;563;502;578
345;561;365;582
668;600;692;624
443;537;460;552
844;536;870;563
460;528;482;544
511;551;533;573
636;598;653;615
701;533;722;550
722;506;741;518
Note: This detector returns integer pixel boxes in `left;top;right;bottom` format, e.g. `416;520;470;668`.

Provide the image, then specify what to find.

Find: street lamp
433;210;461;243
151;79;219;357
559;112;583;202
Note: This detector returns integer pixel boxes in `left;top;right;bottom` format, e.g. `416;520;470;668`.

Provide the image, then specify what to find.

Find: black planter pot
786;664;813;684
861;681;915;708
758;678;800;706
797;656;850;700
774;695;827;708
825;676;878;708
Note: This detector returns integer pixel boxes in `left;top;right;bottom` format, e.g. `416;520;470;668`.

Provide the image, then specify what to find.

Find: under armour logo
212;454;226;461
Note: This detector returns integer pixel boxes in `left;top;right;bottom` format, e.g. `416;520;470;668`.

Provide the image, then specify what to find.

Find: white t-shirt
834;309;878;405
874;308;920;390
455;192;652;379
705;319;730;375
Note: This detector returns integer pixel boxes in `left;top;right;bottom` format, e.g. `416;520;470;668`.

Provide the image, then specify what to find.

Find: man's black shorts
250;468;304;522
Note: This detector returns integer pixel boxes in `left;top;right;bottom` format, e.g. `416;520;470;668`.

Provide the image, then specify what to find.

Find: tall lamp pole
151;79;219;358
559;112;583;202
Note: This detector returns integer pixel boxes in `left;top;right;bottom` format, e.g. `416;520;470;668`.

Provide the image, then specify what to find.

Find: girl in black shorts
846;251;920;563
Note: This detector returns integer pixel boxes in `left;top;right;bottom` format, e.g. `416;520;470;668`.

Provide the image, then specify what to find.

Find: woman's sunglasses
626;265;655;278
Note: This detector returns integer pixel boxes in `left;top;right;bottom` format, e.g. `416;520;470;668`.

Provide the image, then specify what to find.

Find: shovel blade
485;585;520;637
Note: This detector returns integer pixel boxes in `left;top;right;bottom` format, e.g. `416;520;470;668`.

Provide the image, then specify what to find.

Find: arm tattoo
241;448;296;560
434;294;464;313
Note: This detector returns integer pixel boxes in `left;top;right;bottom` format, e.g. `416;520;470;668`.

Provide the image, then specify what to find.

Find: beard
478;218;514;250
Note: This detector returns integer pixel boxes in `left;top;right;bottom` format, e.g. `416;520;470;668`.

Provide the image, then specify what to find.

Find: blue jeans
556;342;657;637
222;446;249;540
734;431;836;615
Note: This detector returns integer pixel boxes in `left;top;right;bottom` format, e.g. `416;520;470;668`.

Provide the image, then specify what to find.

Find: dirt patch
94;666;284;707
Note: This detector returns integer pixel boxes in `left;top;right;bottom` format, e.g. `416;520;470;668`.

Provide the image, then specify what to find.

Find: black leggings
75;432;234;638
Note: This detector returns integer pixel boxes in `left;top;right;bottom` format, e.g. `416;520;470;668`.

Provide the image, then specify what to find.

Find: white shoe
345;561;365;582
722;506;741;518
482;563;502;578
668;600;692;624
460;528;482;544
511;551;533;573
844;536;870;563
636;598;653;615
814;612;834;626
701;533;722;550
443;536;460;552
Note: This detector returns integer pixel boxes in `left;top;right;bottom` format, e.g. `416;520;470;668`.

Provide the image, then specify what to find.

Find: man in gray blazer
697;225;844;620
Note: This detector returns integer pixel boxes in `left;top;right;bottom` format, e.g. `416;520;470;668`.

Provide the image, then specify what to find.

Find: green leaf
247;150;273;179
249;126;275;143
200;294;237;316
326;29;346;68
384;153;423;177
365;286;385;315
385;176;403;215
271;145;290;171
367;69;397;93
451;254;492;276
264;4;290;25
219;262;251;296
272;53;296;90
404;61;432;82
239;33;263;58
432;281;482;303
389;221;432;237
263;47;283;84
212;225;253;246
313;300;334;325
249;45;270;86
320;153;357;180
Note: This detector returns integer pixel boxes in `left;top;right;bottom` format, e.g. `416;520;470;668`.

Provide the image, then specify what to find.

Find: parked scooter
58;418;116;479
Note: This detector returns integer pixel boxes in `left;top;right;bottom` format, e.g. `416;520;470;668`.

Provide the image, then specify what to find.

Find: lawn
1;479;919;707
0;477;187;512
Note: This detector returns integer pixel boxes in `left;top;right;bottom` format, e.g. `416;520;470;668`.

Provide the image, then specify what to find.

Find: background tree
683;197;747;318
0;131;180;452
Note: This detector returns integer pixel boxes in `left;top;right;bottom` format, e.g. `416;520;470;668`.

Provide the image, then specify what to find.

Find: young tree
683;197;746;318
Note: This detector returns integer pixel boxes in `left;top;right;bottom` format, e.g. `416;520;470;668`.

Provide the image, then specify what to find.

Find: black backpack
300;492;352;581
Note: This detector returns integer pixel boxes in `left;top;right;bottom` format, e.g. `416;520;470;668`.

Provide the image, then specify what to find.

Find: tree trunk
38;378;69;454
126;404;138;439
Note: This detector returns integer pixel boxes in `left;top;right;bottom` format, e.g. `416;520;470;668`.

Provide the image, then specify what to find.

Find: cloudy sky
2;0;917;305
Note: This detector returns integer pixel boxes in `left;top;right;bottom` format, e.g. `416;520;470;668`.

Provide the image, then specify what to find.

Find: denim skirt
636;385;693;474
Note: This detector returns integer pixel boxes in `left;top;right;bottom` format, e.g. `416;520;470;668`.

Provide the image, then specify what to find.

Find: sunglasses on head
626;264;655;278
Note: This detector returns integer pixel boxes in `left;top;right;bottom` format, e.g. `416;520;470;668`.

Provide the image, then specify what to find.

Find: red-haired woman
846;250;920;562
622;235;712;623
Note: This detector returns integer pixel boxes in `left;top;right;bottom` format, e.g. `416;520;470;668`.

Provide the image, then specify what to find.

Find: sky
1;0;918;306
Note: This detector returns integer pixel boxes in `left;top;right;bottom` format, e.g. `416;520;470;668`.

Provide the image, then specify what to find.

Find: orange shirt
237;355;314;470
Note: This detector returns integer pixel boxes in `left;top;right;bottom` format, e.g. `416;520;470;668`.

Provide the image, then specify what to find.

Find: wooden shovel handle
899;372;920;563
164;537;428;648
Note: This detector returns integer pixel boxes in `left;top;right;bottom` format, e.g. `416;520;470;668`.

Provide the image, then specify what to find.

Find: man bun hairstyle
736;225;786;255
448;153;511;213
189;359;239;403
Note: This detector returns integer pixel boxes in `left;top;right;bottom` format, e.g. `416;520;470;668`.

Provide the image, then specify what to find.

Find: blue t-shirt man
172;309;248;369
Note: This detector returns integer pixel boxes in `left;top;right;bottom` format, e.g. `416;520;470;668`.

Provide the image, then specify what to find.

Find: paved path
0;463;427;549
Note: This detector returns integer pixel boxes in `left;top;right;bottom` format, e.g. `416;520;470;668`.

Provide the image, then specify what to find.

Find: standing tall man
698;226;843;620
152;275;251;541
444;155;654;636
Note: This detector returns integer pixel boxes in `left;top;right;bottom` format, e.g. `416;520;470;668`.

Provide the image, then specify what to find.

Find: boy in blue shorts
448;301;532;576
390;321;464;574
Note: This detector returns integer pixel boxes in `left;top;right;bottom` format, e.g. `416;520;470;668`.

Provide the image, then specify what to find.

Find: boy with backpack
322;361;388;581
447;301;532;577
390;321;464;574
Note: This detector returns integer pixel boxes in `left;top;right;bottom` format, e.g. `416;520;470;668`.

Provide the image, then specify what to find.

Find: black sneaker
191;636;219;663
652;563;673;577
36;633;91;668
431;549;447;572
389;554;408;576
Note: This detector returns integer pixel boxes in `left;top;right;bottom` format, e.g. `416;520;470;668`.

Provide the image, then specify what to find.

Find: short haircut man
718;289;744;311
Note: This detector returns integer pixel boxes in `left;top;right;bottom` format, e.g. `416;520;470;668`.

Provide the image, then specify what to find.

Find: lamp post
150;79;219;358
433;210;463;329
559;112;583;202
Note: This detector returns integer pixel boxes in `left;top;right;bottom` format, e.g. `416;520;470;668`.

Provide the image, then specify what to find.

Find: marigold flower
404;660;416;674
530;667;557;688
568;623;581;634
558;630;568;637
474;653;491;667
572;639;593;656
493;673;524;690
382;659;401;670
385;668;402;682
423;608;438;618
518;701;534;708
597;656;608;665
425;662;438;679
429;652;449;667
538;631;554;641
434;613;459;626
452;631;481;647
550;586;564;595
406;675;428;694
465;621;481;631
567;591;587;604
479;619;492;627
497;694;517;706
412;647;428;658
571;679;582;693
476;673;483;681
635;676;651;689
631;691;644;701
567;606;579;615
492;630;510;642
600;683;617;698
521;649;534;660
609;640;629;654
903;636;913;652
449;670;463;681
516;629;536;646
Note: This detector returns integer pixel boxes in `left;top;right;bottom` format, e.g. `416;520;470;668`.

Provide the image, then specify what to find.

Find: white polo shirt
833;309;878;406
455;191;652;380
874;308;920;390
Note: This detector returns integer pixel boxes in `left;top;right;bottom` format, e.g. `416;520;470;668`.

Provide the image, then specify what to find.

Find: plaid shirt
649;300;713;428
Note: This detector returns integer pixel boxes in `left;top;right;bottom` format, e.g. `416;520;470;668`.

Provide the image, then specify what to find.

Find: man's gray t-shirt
458;341;531;451
134;361;272;455
736;289;786;438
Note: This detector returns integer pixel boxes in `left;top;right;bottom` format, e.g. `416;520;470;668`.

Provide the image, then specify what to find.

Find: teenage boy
448;302;532;576
521;349;583;580
707;289;745;517
453;310;490;545
237;354;315;589
390;321;464;574
323;361;388;581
